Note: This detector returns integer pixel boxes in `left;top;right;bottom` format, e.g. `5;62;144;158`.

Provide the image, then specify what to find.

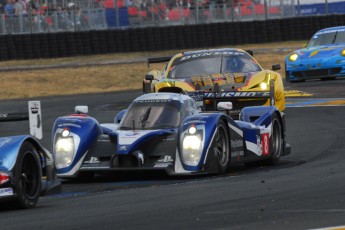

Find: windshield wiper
139;107;151;128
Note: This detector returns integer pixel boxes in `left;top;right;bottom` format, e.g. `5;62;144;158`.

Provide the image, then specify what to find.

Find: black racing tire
266;113;284;165
213;121;230;174
288;79;306;83
14;142;42;209
320;77;336;81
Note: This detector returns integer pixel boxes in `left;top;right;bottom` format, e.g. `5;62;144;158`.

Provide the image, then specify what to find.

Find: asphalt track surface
1;79;345;230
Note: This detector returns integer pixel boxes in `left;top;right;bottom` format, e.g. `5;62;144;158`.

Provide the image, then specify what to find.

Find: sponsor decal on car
183;120;206;125
84;157;100;164
58;123;81;129
180;51;245;61
125;132;141;136
0;188;13;197
154;156;174;167
118;130;152;145
157;155;174;163
153;163;171;168
137;99;172;103
204;91;270;98
119;146;127;151
315;28;345;35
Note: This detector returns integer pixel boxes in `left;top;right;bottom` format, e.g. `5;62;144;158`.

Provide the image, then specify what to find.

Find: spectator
4;0;14;16
14;0;26;15
28;0;39;11
56;5;73;30
0;0;6;13
4;0;14;33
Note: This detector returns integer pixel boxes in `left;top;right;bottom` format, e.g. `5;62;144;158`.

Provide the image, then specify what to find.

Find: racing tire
287;79;306;83
213;121;230;174
320;77;336;81
265;113;283;165
14;142;42;209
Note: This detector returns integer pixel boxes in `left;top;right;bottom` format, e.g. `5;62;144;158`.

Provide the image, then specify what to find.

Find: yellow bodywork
146;50;286;111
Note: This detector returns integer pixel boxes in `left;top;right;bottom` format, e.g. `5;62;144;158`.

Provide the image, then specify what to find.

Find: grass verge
0;41;305;100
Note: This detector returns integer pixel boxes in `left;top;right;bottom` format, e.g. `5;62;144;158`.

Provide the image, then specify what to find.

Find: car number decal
261;133;269;156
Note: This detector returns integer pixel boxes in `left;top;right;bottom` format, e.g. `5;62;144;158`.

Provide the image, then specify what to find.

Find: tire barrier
1;14;345;61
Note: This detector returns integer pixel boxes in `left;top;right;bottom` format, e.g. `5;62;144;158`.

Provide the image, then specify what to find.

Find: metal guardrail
0;0;343;34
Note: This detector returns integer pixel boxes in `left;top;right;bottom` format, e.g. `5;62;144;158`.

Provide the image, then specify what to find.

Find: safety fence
1;0;344;34
0;14;344;61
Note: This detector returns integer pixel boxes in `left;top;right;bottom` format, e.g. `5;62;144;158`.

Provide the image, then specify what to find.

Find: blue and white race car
52;92;291;178
285;26;345;82
52;90;290;178
0;102;60;209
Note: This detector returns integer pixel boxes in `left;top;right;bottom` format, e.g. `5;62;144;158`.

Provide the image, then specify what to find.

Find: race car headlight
188;126;197;135
341;49;345;56
260;82;268;90
181;133;203;166
54;137;75;169
288;53;298;62
62;129;70;137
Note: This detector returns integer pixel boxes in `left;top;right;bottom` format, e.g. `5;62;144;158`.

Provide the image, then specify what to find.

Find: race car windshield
308;30;345;47
119;100;181;130
167;54;261;79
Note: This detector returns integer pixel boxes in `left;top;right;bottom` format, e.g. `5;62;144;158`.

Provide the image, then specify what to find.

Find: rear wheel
14;142;42;209
213;121;230;174
266;114;283;165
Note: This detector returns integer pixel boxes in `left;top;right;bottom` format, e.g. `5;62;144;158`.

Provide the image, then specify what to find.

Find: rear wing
0;112;28;122
147;56;173;67
0;101;43;139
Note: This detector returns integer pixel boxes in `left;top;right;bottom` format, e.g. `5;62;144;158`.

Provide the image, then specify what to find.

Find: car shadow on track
61;158;304;182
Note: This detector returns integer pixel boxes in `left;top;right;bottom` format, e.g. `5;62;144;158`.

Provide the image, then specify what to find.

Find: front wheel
213;121;230;174
320;77;336;81
14;142;42;209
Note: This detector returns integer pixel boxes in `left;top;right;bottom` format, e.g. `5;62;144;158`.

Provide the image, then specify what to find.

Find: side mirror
145;74;154;81
271;64;281;71
245;50;254;56
75;105;88;114
143;75;154;94
114;109;127;124
217;102;233;111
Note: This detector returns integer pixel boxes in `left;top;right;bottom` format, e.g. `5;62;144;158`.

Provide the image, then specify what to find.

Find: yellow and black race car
143;48;285;114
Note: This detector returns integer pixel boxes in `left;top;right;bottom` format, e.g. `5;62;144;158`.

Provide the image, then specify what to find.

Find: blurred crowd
0;0;280;33
0;0;89;32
